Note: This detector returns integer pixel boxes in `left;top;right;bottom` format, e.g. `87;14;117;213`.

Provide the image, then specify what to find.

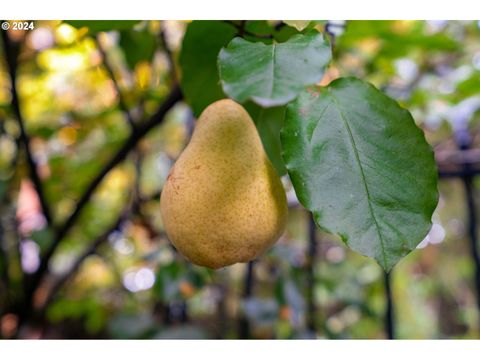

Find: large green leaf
65;21;141;35
218;31;331;107
179;21;237;117
245;103;287;176
281;77;438;271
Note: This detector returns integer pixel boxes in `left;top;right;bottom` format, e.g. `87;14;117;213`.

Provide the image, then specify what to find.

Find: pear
160;99;288;269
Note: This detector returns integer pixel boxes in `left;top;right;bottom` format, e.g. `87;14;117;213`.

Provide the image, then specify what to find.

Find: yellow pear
160;99;288;269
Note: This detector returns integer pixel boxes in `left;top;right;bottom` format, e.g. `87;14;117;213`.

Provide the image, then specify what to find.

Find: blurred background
1;20;480;339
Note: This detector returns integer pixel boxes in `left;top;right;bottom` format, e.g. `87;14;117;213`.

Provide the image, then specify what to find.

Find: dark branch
306;214;318;333
1;29;53;226
94;36;136;129
462;174;480;319
26;85;183;303
237;20;247;37
0;208;9;299
224;20;274;39
238;261;254;338
41;210;128;310
455;128;480;324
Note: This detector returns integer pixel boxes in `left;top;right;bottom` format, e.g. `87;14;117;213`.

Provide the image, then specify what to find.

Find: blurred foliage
179;20;237;117
0;20;480;339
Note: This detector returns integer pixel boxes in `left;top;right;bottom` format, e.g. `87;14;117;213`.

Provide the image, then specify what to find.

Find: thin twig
40;209;128;310
462;174;480;320
306;214;318;334
1;29;53;225
455;129;480;325
224;20;274;39
237;20;247;37
94;36;136;130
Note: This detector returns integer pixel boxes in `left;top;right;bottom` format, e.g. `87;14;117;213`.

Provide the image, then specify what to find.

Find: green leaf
179;21;237;117
119;29;157;69
273;25;301;43
64;21;141;35
245;102;287;176
281;77;438;271
456;72;480;99
218;31;331;107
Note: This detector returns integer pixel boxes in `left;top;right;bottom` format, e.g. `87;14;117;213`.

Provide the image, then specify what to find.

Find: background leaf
65;21;141;35
281;77;438;271
337;21;459;59
218;31;332;107
179;21;237;117
119;29;157;69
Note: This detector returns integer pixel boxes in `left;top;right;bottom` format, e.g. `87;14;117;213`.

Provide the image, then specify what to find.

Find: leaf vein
308;99;333;143
329;92;388;268
267;43;277;100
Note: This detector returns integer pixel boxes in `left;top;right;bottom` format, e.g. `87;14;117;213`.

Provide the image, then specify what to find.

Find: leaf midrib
266;42;277;100
329;91;388;268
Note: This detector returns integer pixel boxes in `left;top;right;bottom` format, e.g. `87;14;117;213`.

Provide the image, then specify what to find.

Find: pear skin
160;99;288;269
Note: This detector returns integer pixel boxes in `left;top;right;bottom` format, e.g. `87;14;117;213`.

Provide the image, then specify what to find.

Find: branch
94;36;136;130
224;21;274;39
306;213;318;333
1;28;53;225
238;261;254;338
0;210;9;299
0;128;9;295
42;149;165;313
26;85;183;302
40;209;128;310
237;20;247;37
